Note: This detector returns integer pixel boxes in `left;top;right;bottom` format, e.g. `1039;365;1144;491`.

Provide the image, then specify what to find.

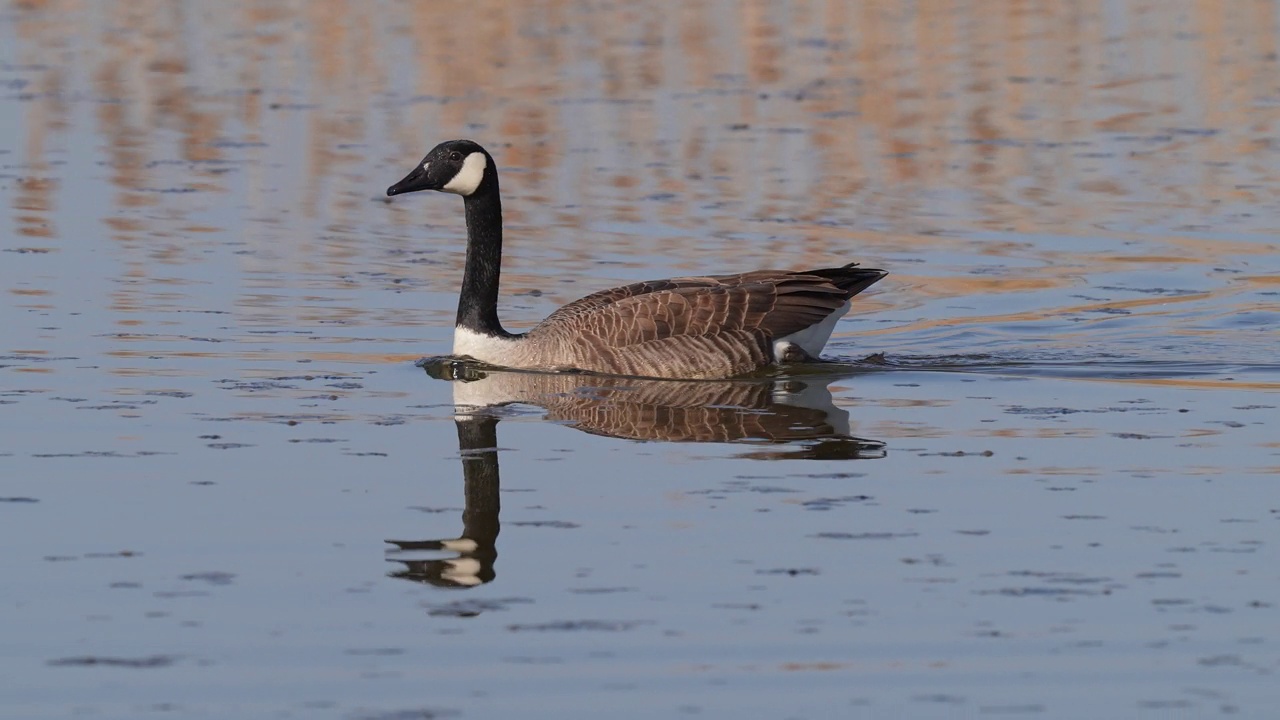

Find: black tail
807;262;888;298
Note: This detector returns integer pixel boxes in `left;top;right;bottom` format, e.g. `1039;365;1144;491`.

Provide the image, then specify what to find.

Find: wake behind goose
388;139;886;379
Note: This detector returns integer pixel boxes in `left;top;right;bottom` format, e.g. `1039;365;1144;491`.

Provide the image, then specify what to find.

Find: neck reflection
386;415;501;588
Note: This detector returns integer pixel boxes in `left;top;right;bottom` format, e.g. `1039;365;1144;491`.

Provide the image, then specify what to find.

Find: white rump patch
773;300;849;362
441;151;487;196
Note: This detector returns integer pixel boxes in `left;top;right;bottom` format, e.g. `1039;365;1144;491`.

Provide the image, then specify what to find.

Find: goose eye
449;151;462;162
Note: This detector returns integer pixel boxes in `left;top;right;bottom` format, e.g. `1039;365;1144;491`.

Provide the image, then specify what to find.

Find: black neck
457;416;501;560
456;183;508;336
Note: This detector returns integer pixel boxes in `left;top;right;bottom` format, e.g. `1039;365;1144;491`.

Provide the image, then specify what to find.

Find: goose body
387;140;886;380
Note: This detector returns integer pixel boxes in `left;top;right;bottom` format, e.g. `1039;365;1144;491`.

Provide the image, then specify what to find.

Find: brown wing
533;266;884;347
539;275;738;326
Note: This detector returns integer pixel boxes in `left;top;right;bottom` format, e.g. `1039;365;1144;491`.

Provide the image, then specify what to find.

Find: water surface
2;1;1278;718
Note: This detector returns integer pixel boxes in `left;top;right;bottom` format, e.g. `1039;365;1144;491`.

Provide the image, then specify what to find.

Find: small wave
816;353;1280;386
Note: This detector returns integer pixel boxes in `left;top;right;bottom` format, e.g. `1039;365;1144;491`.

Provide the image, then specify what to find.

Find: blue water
2;2;1278;718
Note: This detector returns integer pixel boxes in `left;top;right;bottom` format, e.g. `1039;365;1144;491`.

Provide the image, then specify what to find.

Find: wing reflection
386;359;884;588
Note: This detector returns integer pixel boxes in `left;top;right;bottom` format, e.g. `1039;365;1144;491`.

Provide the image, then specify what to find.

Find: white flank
773;300;849;362
453;325;520;363
441;151;487;196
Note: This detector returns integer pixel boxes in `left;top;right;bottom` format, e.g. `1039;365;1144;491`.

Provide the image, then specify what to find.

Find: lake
2;1;1278;718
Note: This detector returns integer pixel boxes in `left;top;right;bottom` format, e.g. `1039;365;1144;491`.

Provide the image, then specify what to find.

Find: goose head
387;139;494;198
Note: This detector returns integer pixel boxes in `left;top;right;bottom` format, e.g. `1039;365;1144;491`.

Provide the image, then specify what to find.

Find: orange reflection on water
5;0;1279;381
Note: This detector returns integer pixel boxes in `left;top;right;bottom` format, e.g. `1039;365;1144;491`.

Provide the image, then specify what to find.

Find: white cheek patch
422;161;430;172
441;151;487;196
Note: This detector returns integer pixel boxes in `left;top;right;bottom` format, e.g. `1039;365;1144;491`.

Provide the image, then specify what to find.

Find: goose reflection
385;360;885;588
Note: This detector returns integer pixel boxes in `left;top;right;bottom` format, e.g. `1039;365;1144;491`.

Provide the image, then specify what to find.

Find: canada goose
387;139;887;379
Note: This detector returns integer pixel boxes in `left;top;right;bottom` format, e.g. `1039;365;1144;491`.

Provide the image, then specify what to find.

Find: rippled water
2;1;1278;718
